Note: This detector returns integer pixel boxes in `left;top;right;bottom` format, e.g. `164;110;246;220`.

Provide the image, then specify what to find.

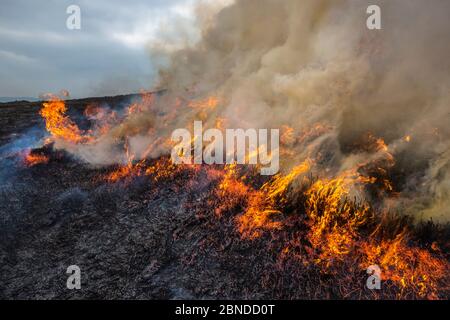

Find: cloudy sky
0;0;203;99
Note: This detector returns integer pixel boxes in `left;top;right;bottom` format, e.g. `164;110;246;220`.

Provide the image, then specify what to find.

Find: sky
0;0;201;99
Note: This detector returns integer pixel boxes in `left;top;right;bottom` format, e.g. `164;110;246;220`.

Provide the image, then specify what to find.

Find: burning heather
23;149;49;167
0;0;449;300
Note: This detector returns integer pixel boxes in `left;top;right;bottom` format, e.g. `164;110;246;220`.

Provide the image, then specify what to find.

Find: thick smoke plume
51;0;450;222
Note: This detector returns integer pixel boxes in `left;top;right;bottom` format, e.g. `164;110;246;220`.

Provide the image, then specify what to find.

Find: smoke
51;0;450;222
0;127;47;183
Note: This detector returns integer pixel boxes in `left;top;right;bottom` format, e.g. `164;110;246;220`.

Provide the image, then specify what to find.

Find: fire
84;104;118;136
296;157;448;298
298;123;333;145
187;96;220;121
215;161;311;239
107;161;144;183
144;157;183;182
107;157;186;184
23;150;49;167
360;235;448;299
106;141;143;182
305;171;371;263
208;131;447;298
33;90;447;299
262;161;311;203
212;164;279;238
215;164;252;216
237;197;282;240
106;137;184;183
280;125;295;145
40;96;91;144
188;96;219;110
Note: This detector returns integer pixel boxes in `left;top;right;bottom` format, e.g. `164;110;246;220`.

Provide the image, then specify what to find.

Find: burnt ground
0;151;308;300
0;97;448;300
0;156;268;299
0;96;293;300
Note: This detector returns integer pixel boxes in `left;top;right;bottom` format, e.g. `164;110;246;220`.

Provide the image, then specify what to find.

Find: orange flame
40;96;91;143
361;234;448;299
305;171;371;262
188;96;219;109
24;151;49;167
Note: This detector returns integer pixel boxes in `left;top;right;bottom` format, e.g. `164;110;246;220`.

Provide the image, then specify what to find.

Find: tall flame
40;96;90;144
